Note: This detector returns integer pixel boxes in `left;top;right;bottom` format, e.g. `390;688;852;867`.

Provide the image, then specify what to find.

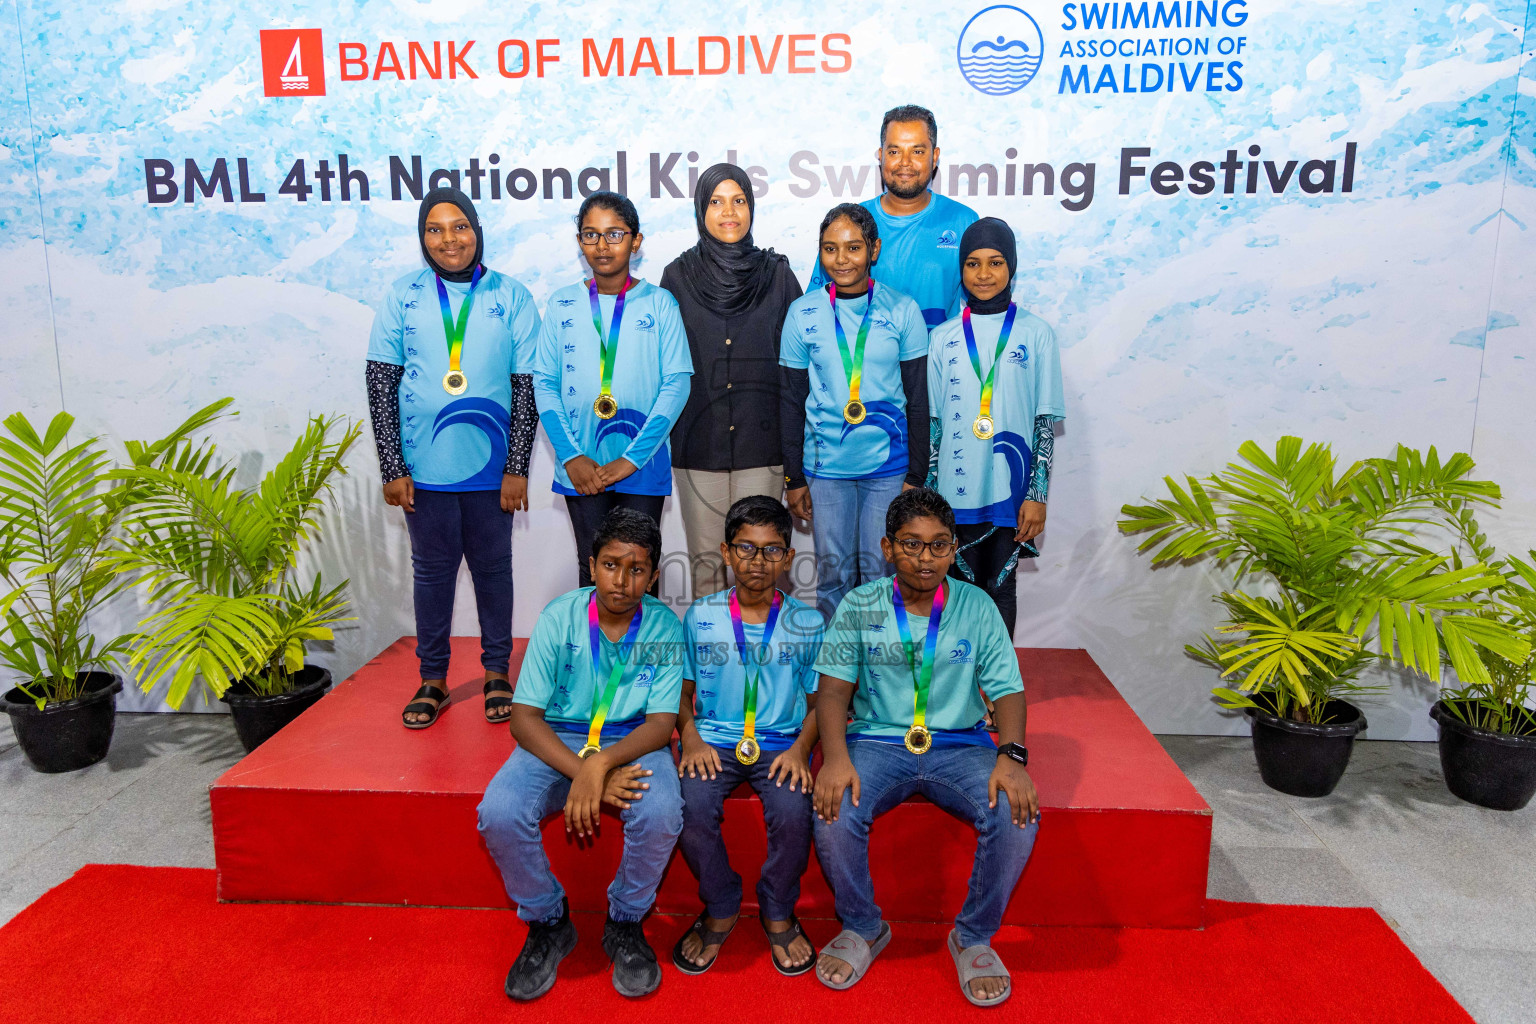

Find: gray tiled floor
1;718;1531;1022
1162;735;1536;1024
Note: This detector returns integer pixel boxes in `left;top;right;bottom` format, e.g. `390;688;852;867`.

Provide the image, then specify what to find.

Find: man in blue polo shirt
808;104;979;329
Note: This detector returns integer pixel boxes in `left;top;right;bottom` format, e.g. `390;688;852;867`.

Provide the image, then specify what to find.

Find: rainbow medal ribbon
588;276;631;419
890;578;947;755
828;279;876;424
579;591;645;758
728;587;784;765
961;303;1017;440
436;266;484;395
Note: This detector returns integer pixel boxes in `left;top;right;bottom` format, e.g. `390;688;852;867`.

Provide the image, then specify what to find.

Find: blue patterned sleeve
1026;414;1054;502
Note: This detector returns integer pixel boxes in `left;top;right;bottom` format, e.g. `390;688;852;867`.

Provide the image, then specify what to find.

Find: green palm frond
119;414;360;707
1120;436;1531;724
0;402;230;704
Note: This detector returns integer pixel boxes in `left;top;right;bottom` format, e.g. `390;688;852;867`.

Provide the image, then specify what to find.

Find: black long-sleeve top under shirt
365;360;536;483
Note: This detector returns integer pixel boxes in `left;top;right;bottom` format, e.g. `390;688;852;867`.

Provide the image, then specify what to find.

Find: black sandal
670;911;736;975
483;677;514;722
401;683;449;730
762;914;817;977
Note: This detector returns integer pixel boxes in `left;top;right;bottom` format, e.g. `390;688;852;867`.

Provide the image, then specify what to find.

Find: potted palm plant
1119;438;1530;797
1428;519;1536;809
0;403;227;772
117;413;361;751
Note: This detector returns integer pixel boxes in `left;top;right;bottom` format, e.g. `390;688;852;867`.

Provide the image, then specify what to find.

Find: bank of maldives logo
957;6;1043;96
261;28;326;97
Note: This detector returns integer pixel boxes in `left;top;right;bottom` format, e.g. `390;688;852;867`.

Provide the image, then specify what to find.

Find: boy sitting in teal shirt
479;508;685;1001
811;487;1040;1007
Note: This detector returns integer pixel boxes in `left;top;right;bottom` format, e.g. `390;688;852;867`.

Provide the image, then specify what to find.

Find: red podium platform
211;638;1210;928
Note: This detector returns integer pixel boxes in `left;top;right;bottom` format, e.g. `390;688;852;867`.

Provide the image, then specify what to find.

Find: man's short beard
883;165;934;200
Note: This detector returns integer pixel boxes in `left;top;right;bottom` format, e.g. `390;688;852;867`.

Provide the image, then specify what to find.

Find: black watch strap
997;742;1029;766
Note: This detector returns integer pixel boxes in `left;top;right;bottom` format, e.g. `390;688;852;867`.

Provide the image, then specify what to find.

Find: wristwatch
996;742;1029;767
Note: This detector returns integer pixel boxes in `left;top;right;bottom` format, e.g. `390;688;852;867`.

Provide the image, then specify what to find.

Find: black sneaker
505;899;578;1002
602;915;661;997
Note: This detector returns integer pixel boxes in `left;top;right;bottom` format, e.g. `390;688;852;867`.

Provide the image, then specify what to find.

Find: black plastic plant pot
1244;696;1367;798
1;672;123;773
1430;700;1536;811
219;666;332;753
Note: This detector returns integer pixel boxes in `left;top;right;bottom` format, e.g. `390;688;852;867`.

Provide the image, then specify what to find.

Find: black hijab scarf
671;163;786;319
959;217;1018;315
418;186;484;283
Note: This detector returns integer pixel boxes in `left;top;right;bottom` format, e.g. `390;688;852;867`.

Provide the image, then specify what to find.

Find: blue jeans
477;732;683;923
807;474;905;620
813;740;1038;949
678;748;813;921
404;488;512;678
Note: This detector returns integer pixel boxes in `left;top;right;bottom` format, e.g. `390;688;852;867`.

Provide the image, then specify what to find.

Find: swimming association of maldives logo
260;28;326;97
957;6;1044;96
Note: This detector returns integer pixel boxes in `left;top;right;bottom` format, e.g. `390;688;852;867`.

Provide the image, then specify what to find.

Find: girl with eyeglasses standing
533;192;694;586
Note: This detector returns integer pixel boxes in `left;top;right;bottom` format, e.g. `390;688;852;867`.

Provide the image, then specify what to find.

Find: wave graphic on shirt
993;429;1034;507
838;399;908;477
595;408;648;459
431;397;512;486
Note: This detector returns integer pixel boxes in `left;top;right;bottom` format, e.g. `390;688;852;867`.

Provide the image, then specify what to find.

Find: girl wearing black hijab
364;187;543;729
924;217;1065;635
662;164;803;597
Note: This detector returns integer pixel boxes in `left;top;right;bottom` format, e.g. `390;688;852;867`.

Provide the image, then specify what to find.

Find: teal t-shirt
512;589;687;739
809;192;979;328
815;576;1022;747
532;280;693;496
366;269;541;490
684;590;824;752
779;281;929;480
928;306;1065;527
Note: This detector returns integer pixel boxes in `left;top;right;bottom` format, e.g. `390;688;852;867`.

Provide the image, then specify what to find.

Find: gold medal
443;370;468;395
843;399;866;425
972;415;994;440
904;724;932;755
735;737;761;765
577;744;601;759
593;394;618;419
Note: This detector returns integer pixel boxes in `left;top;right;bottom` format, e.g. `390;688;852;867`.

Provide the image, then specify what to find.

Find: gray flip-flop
947;928;1011;1007
816;922;891;990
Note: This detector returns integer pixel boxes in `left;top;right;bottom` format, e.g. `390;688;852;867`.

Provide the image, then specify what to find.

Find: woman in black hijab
663;164;803;598
363;187;544;729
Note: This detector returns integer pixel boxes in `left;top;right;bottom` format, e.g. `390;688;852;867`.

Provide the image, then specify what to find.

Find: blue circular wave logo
957;5;1044;96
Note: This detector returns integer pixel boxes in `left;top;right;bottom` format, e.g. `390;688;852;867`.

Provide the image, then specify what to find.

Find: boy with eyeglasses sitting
671;496;826;977
811;487;1039;1007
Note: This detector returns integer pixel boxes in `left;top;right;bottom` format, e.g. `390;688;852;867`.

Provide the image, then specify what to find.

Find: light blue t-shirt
532;280;693;496
809;192;979;328
512;589;687;740
779;282;929;480
366;269;541;491
928;307;1065;527
815;577;1022;747
684;590;824;753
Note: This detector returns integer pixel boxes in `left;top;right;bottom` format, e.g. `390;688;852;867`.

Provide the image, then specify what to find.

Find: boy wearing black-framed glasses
670;495;825;978
810;487;1039;1007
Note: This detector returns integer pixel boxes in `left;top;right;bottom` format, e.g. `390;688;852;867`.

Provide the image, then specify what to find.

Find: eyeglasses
729;541;788;562
891;537;954;557
578;229;633;246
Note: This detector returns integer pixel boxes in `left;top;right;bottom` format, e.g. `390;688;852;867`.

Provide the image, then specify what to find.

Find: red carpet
0;865;1471;1024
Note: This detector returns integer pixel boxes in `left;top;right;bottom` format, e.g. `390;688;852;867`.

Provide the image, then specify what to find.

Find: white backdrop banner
2;1;1533;736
